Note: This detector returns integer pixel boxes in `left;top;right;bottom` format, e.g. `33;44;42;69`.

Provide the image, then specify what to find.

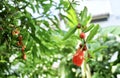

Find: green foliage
63;26;77;40
86;24;99;42
1;0;120;78
88;26;120;78
83;24;94;33
0;0;80;77
79;7;92;27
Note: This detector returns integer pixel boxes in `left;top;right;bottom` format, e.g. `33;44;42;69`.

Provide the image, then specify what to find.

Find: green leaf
43;20;50;28
93;46;108;52
83;15;92;26
67;5;78;27
54;15;59;23
32;44;38;62
60;13;75;25
83;7;87;18
26;40;33;51
42;2;52;13
0;60;7;63
48;17;59;29
35;3;40;13
86;24;99;42
59;62;66;78
80;7;87;22
30;34;41;45
63;26;77;40
83;24;94;33
92;72;100;78
30;3;35;13
66;4;71;11
100;26;120;35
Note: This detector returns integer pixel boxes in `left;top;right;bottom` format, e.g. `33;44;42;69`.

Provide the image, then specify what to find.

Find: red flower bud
80;32;85;39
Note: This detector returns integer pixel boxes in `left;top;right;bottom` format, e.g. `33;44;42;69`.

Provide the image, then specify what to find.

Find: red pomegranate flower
72;49;84;66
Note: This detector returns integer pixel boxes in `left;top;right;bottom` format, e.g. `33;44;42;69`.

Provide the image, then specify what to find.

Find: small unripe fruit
80;32;85;39
17;41;20;46
18;35;22;41
77;23;81;28
0;27;3;30
21;45;26;52
79;44;82;48
83;45;87;51
79;44;87;51
22;54;26;60
19;41;23;46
